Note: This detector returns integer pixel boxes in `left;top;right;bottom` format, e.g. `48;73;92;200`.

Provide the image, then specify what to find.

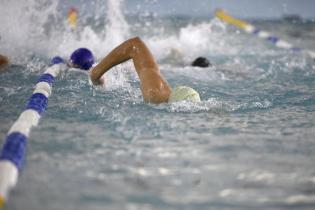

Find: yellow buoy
215;9;249;30
67;7;78;29
0;195;5;210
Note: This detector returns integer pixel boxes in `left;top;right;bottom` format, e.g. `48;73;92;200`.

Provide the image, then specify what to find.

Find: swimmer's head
191;57;211;68
70;48;94;70
168;86;201;103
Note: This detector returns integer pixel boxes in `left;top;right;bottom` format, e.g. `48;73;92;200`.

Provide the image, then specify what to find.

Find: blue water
1;1;315;210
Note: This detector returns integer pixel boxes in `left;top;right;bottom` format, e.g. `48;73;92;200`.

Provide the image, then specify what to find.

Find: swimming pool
1;1;315;210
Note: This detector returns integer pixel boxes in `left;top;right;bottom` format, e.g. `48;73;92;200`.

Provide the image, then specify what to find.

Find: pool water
1;1;315;210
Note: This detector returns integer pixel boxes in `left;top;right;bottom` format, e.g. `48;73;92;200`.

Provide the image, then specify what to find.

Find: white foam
145;19;244;63
104;0;129;50
0;0;129;62
0;0;58;56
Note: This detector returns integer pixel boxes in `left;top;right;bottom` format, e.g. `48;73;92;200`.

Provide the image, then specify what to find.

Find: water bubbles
104;0;130;50
2;2;315;210
0;0;130;61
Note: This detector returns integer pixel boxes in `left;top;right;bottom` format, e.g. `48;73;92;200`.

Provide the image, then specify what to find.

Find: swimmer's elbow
130;36;142;43
129;37;145;46
128;37;147;57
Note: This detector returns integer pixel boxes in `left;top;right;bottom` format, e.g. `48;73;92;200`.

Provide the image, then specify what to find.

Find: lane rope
215;9;315;59
0;59;66;209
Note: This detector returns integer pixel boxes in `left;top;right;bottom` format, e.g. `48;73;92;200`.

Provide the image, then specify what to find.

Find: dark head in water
191;57;211;68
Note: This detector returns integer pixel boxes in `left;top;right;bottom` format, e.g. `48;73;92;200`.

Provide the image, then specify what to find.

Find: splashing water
104;0;130;49
0;0;129;62
0;0;59;59
1;1;315;210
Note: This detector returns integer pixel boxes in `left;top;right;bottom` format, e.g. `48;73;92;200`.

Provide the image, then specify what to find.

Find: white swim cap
168;86;201;103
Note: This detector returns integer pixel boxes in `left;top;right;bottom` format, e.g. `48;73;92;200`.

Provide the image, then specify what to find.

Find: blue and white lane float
215;9;315;59
0;57;66;209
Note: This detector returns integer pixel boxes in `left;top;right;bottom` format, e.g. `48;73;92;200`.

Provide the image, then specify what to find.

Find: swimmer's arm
90;37;159;85
89;37;171;103
89;38;139;85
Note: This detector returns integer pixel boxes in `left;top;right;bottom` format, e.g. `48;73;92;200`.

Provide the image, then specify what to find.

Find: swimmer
51;47;95;70
191;57;211;68
88;37;200;104
0;54;9;70
56;37;200;104
167;48;211;68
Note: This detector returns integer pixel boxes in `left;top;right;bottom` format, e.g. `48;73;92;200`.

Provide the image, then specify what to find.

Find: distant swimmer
191;57;211;68
167;48;212;68
0;54;9;70
55;37;200;104
51;48;95;70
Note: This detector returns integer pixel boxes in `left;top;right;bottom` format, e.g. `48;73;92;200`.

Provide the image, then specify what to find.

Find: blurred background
61;0;315;19
1;1;315;210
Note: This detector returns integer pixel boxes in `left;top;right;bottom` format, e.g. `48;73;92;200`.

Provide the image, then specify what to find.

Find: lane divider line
215;9;315;59
0;62;66;209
